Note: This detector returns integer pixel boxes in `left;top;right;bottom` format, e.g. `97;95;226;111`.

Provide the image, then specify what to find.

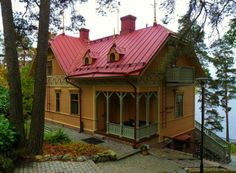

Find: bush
231;143;236;154
44;129;71;144
0;86;9;116
0;115;19;171
0;115;18;153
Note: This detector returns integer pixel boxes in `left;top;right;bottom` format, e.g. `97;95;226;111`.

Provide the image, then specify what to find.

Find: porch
96;91;158;141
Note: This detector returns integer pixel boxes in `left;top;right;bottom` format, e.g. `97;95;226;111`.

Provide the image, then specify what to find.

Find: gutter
65;76;84;133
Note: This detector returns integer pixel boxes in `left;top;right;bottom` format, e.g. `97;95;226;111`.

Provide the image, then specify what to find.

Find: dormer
107;43;126;63
82;49;97;65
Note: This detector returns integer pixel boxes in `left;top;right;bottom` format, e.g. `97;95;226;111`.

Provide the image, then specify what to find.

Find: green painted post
105;92;112;134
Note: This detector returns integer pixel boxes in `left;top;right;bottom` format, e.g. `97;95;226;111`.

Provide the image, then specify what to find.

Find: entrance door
96;92;106;131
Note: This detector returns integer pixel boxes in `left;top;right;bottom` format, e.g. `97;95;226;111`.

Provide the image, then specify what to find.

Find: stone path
14;160;101;173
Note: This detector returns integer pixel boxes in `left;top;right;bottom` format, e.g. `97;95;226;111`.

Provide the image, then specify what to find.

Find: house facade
45;15;204;144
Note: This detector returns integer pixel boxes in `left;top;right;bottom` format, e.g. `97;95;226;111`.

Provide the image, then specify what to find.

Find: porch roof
49;24;173;78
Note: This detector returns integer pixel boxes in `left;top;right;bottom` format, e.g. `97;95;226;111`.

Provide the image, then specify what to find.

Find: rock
35;155;43;161
61;154;71;161
76;156;87;162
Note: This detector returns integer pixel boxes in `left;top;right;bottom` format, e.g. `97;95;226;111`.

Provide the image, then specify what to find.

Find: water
195;97;236;141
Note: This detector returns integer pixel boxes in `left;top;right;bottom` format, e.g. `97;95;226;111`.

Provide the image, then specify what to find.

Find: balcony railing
166;67;194;84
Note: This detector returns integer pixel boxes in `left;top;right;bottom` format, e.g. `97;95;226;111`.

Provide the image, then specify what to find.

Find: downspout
126;80;137;149
65;76;84;133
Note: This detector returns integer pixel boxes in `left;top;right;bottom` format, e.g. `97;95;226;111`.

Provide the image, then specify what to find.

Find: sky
68;0;188;40
0;0;188;40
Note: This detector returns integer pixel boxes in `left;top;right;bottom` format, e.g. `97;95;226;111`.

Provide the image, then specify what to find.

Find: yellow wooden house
45;15;204;145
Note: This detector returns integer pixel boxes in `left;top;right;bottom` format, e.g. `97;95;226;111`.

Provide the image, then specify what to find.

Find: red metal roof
49;24;173;78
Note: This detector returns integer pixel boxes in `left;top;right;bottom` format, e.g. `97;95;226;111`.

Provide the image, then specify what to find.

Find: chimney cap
120;15;137;21
79;28;90;32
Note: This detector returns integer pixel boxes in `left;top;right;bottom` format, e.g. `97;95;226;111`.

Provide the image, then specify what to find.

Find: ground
14;122;236;173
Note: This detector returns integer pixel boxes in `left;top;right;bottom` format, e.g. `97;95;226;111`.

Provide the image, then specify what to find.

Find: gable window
47;61;52;76
176;93;183;118
110;53;116;62
84;57;90;65
56;92;60;112
71;93;79;115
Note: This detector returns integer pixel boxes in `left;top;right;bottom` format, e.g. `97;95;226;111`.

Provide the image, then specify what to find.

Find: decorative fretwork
47;75;70;87
138;71;162;86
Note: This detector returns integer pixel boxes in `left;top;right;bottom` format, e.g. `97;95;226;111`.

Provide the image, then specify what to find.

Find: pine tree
210;38;236;142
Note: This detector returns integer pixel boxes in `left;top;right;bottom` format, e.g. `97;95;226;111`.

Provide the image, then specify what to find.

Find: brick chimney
120;15;136;35
79;28;89;40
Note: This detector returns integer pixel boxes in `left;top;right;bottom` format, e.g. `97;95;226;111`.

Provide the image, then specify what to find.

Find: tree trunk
28;0;51;154
1;0;25;146
225;73;229;142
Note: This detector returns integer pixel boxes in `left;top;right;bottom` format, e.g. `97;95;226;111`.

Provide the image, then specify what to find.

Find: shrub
0;86;9;116
44;129;71;144
0;115;19;171
231;143;236;154
0;115;18;152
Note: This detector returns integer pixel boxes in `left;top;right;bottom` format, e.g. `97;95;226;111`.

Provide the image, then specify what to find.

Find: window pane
176;94;183;118
47;61;52;76
56;93;60;112
71;94;79;115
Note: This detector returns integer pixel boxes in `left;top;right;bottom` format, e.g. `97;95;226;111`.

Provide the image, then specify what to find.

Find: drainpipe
65;76;84;133
126;80;137;149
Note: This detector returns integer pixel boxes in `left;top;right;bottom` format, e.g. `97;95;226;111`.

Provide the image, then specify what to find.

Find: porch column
116;92;127;137
136;93;140;128
154;93;158;124
104;92;113;134
145;93;151;126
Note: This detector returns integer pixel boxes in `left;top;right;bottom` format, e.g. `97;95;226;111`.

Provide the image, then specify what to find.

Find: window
84;57;89;65
176;93;183;118
110;53;116;62
56;93;60;112
71;93;79;115
47;61;52;76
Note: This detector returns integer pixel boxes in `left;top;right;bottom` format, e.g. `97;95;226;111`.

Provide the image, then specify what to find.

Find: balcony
166;67;194;85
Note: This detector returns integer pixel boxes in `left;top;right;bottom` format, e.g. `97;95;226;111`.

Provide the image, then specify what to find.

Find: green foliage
231;143;236;154
20;64;34;120
0;86;9;116
44;129;71;144
0;66;8;87
0;115;18;152
0;115;18;171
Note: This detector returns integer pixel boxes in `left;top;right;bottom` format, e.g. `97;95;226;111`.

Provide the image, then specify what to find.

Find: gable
47;49;65;76
141;39;205;80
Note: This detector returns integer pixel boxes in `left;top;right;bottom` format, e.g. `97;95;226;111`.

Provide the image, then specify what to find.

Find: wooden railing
195;120;231;163
166;67;194;84
107;123;158;141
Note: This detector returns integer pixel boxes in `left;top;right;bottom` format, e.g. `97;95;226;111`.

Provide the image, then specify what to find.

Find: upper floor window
176;93;183;118
47;61;52;76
